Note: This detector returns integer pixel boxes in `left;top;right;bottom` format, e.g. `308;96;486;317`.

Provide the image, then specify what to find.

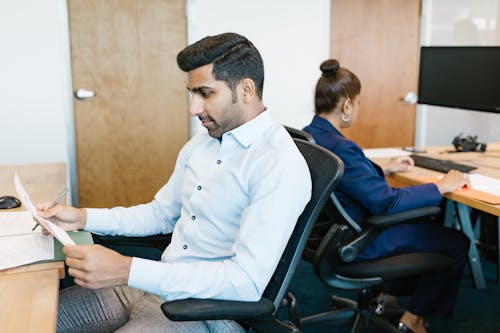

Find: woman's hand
383;156;414;175
435;170;471;194
36;203;87;234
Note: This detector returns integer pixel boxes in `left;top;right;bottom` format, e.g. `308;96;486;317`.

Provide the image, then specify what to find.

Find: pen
32;187;70;231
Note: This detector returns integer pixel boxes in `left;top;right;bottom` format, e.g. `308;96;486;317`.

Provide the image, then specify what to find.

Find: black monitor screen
418;46;500;113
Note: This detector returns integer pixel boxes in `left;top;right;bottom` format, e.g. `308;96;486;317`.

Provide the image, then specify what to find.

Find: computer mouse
0;195;21;209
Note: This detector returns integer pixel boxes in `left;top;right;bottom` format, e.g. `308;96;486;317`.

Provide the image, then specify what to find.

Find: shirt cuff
128;257;165;296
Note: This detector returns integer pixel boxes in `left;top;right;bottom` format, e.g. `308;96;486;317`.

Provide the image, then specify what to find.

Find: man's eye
200;91;211;98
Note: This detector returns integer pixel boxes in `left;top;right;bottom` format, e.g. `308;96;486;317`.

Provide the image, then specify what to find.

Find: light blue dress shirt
85;111;312;302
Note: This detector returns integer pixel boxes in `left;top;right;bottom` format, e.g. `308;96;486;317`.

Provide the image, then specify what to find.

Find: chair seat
335;252;453;280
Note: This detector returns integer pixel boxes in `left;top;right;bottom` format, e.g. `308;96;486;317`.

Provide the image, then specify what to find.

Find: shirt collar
223;110;274;148
311;115;344;137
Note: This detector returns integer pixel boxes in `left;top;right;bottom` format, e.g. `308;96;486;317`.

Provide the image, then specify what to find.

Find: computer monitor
418;46;500;114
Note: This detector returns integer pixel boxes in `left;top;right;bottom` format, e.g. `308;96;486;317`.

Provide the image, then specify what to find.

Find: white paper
363;148;412;159
0;211;40;236
14;173;75;245
0;233;54;270
468;174;500;196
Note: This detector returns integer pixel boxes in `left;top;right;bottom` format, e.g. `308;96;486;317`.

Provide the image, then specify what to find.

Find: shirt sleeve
128;145;312;301
85;200;173;236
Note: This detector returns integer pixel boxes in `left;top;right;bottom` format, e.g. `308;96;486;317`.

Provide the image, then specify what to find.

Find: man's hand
36;203;87;233
64;244;133;289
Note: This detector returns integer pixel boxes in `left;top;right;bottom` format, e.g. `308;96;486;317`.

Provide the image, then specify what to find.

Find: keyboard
410;154;477;173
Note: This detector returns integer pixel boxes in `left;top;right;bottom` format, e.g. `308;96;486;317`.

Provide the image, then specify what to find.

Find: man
39;32;312;332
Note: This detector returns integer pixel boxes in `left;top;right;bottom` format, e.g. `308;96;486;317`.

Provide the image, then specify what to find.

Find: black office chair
161;139;344;333
92;234;170;260
284;125;316;143
284;124;454;332
296;194;454;332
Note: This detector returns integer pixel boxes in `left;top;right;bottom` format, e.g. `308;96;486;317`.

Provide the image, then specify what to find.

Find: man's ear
240;78;256;103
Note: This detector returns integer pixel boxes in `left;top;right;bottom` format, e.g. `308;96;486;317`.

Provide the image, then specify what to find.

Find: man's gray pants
57;286;246;333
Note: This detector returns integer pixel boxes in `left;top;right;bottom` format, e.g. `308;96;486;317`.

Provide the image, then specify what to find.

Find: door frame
414;0;431;147
58;0;80;207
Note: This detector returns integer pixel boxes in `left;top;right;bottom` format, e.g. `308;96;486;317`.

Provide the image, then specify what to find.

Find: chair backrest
262;138;343;311
284;126;316;143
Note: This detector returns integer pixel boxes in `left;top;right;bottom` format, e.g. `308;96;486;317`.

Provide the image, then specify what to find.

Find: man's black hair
177;32;264;100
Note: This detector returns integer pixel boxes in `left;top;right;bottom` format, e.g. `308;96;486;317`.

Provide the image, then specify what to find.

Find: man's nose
189;96;204;117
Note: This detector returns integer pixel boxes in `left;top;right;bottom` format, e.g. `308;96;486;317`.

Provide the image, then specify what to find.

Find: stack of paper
0;211;54;270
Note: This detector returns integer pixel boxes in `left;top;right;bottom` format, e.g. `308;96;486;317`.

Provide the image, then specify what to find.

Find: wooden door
330;0;421;148
68;0;188;208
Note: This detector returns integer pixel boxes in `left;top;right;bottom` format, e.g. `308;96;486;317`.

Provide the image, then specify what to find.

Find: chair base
300;290;404;333
352;311;401;333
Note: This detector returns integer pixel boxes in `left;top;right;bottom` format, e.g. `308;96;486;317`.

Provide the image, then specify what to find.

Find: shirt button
191;215;196;220
183;244;187;250
216;159;221;164
197;185;202;190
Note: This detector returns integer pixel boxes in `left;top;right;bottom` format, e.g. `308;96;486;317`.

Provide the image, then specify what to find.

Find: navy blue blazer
304;115;442;226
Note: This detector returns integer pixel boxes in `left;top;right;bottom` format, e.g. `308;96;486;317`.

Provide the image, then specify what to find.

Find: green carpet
288;259;500;332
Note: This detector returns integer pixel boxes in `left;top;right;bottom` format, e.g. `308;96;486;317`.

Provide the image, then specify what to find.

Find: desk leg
443;199;456;228
455;202;486;290
497;216;500;285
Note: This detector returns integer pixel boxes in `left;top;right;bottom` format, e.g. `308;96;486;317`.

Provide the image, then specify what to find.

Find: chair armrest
338;227;379;262
339;206;441;262
367;206;441;227
161;298;275;321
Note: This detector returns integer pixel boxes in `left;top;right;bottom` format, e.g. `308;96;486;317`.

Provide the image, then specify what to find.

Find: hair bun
320;59;340;77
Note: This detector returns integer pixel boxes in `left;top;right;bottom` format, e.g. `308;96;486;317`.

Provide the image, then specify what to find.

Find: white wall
186;0;330;135
0;0;73;166
417;0;500;146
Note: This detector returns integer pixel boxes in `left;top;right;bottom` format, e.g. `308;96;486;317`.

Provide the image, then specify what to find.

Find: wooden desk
0;262;64;332
381;143;500;290
0;162;66;333
387;143;500;215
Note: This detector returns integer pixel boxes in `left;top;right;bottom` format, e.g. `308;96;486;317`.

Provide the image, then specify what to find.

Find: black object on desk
410;154;477;173
452;133;487;152
0;195;21;209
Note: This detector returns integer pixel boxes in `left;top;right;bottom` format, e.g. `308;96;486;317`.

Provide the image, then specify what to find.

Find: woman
303;59;470;333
